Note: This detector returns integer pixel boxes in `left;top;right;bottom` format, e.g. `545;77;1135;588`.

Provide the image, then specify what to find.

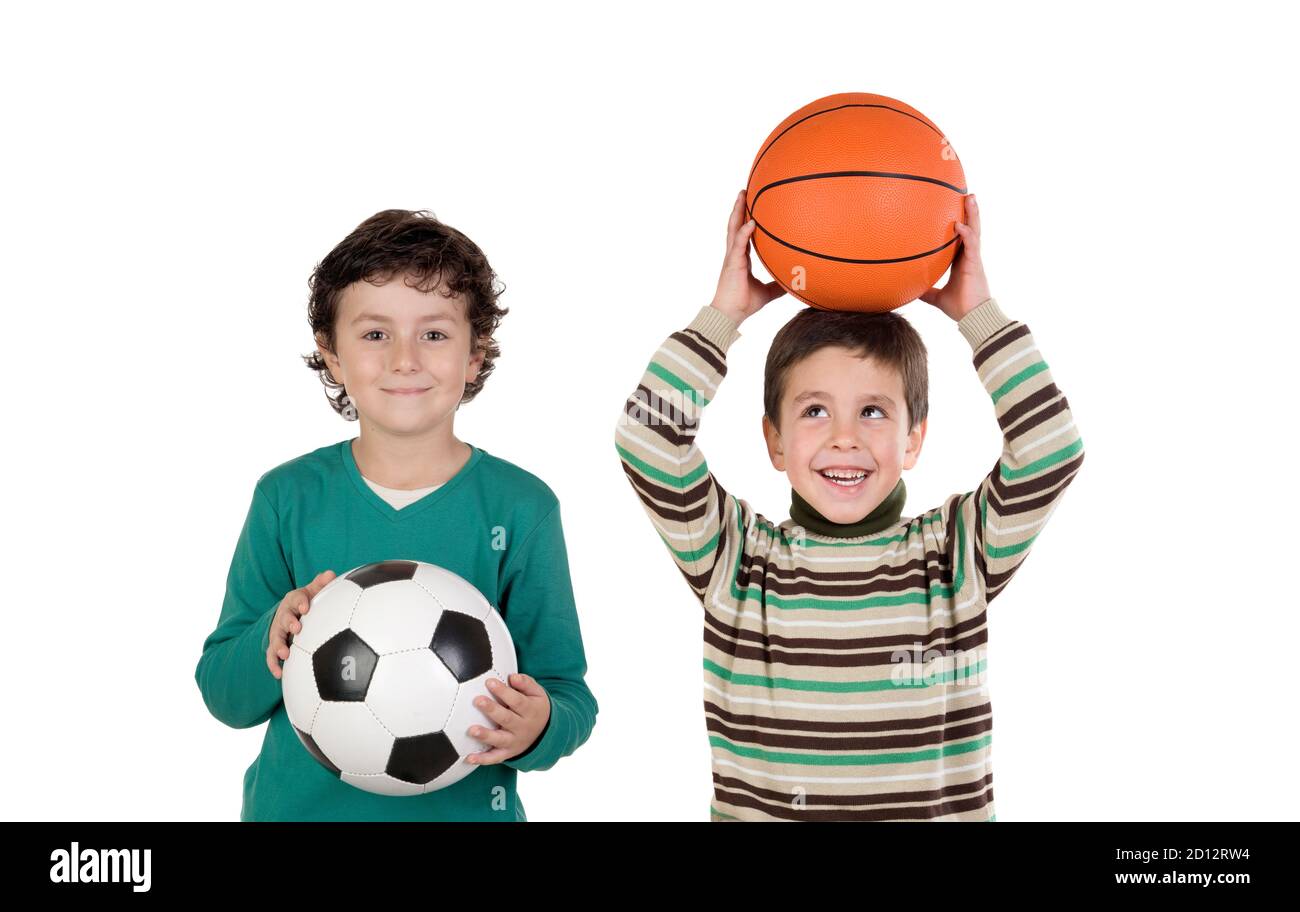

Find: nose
389;333;420;373
829;415;861;450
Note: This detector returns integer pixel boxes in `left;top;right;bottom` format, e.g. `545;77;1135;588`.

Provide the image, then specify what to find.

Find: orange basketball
746;92;967;312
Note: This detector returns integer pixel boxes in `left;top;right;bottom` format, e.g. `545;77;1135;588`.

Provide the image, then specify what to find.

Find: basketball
745;92;968;312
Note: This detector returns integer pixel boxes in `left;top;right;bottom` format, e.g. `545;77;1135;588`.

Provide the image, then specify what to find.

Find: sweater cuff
511;711;551;762
504;692;563;772
689;305;742;353
957;297;1012;350
261;602;277;656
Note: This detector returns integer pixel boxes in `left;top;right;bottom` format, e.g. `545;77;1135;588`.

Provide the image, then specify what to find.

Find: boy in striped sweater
615;191;1084;820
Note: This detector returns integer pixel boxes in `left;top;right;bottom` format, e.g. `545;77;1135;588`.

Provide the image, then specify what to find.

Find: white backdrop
3;0;1296;821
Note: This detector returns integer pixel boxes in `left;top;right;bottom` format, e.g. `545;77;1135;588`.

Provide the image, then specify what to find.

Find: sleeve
194;480;295;729
499;500;599;773
941;297;1086;604
614;305;748;604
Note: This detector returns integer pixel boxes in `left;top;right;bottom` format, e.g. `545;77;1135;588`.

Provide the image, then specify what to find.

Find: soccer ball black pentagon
280;559;518;796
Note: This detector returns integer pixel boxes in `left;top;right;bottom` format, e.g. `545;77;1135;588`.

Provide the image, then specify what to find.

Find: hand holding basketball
918;194;992;322
709;189;785;326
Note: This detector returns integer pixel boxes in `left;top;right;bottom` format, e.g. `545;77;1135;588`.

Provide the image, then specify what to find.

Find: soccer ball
280;559;517;796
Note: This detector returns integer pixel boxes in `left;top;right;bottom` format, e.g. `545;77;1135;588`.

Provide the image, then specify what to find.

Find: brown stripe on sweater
714;485;734;578
972;322;1029;371
988;454;1084;515
1004;395;1069;444
706;711;992;753
713;776;993;821
736;553;936;588
715;770;993;809
682;326;728;362
619;464;715;520
736;559;954;596
624;384;699;441
981;481;1082;600
734;530;945;584
739;564;930;598
669;330;727;375
704;621;990;668
972;323;1029;368
628;382;694;428
985;566;1019;602
997;383;1061;433
714;770;993;810
743;569;946;602
703;606;989;656
622;400;695;451
975;316;1023;347
704;698;992;734
668;557;715;598
943;492;968;577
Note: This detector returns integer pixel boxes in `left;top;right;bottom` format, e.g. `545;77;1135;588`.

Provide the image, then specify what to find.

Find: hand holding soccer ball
266;569;337;681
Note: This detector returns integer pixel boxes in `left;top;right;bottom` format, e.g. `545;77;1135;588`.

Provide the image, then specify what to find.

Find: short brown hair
763;308;929;434
301;209;508;416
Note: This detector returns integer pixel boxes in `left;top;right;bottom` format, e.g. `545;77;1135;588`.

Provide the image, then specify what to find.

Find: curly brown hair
764;308;929;435
301;209;508;416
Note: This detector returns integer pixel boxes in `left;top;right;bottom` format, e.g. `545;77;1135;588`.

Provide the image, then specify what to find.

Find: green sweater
195;439;597;821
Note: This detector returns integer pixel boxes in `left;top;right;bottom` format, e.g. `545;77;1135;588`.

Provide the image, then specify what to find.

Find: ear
314;334;341;377
467;340;486;383
902;416;927;470
762;414;785;471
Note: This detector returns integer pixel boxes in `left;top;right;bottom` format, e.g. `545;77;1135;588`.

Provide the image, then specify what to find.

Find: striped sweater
614;298;1084;821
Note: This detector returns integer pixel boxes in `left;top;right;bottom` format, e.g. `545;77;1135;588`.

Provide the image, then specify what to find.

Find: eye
362;330;447;341
801;404;886;418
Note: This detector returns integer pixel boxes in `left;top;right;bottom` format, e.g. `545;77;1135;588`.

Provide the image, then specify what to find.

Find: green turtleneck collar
789;476;907;539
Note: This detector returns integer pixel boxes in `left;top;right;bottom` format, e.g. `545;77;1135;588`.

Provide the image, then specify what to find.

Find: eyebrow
792;390;898;408
350;312;456;325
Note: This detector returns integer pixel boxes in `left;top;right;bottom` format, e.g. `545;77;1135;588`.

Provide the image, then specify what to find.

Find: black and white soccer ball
280;559;518;796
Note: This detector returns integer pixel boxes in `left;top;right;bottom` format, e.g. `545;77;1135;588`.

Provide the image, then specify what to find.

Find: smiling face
315;273;485;440
762;346;926;525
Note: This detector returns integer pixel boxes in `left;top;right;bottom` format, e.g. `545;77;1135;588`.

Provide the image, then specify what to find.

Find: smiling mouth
818;468;871;489
384;388;430;395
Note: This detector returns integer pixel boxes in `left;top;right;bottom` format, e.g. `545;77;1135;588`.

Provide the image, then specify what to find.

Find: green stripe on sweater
990;359;1049;404
646;361;711;406
704;657;987;691
1001;437;1083;481
708;733;993;766
614;442;709;488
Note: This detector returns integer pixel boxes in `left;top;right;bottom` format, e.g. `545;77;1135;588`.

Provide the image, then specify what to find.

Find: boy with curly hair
616;191;1083;820
196;209;597;821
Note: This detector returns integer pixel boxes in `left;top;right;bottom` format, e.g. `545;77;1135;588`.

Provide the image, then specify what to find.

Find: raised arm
917;194;1085;603
614;191;786;602
614;305;742;600
947;297;1085;603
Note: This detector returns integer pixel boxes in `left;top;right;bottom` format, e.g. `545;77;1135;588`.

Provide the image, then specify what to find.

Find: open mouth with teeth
818;468;872;491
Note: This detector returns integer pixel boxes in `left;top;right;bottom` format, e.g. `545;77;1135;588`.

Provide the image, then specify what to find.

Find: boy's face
315;273;485;439
762;347;926;525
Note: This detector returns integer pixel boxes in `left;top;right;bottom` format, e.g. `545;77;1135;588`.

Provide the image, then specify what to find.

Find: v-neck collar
340;437;484;523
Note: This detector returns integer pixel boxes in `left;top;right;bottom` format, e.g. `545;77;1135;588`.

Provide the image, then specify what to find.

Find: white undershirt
361;475;443;510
